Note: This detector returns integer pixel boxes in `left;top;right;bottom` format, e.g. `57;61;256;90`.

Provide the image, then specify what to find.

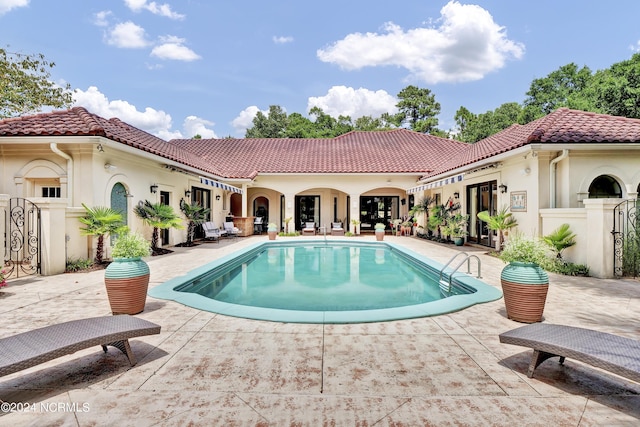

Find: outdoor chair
0;315;161;377
302;222;316;235
224;221;241;239
254;217;264;234
331;222;345;236
202;221;226;242
499;323;640;382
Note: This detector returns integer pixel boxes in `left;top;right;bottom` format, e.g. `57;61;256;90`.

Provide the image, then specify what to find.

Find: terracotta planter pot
268;231;277;240
500;262;549;323
104;257;150;315
375;230;385;241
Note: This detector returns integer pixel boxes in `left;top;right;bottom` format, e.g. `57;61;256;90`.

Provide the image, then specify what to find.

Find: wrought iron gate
3;198;41;278
612;198;640;278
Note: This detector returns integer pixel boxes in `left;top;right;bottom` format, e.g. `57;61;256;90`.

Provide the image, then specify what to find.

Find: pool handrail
439;252;482;294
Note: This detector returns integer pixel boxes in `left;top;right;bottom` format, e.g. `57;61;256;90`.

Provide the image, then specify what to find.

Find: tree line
245;54;640;142
2;47;639;143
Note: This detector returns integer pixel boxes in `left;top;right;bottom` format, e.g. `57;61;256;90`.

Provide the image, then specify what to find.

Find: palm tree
542;223;576;260
477;205;518;250
180;201;210;246
134;200;183;254
78;204;125;264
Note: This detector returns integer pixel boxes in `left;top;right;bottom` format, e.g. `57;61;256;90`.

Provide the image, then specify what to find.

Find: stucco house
1;107;639;279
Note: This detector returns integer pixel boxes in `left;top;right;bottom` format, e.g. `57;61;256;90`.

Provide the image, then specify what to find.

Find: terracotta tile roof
422;108;640;180
169;129;468;178
4;107;638;182
0;107;226;177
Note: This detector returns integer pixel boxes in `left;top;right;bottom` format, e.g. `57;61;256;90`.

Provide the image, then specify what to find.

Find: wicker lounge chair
331;222;345;236
302;222;316;235
0;315;161;377
499;323;640;382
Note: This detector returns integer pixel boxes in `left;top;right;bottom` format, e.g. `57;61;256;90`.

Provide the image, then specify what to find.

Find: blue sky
2;0;640;140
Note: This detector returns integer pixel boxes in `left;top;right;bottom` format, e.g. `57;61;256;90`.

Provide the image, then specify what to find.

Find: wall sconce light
185;189;192;198
521;167;531;176
150;184;158;194
97;144;104;152
104;163;117;171
400;198;406;205
499;184;508;194
215;194;221;201
453;192;460;199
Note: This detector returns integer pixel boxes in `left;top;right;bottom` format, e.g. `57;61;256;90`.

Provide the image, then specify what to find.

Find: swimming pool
149;240;502;323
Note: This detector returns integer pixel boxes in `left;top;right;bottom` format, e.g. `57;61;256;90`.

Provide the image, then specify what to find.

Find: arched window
588;175;622;198
110;183;129;227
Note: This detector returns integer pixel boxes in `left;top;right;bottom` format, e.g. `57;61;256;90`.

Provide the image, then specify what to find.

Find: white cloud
631;40;640;52
307;86;398;119
73;86;220;140
317;0;524;84
183;116;217;139
151;35;201;61
231;106;263;136
0;0;28;16
273;35;294;44
73;86;176;139
106;21;150;48
93;10;112;27
124;0;185;20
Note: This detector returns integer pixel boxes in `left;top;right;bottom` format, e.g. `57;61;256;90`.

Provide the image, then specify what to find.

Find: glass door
295;195;320;230
359;196;399;231
466;181;497;247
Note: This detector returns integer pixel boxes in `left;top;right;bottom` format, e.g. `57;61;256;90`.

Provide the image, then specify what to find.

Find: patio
0;235;638;426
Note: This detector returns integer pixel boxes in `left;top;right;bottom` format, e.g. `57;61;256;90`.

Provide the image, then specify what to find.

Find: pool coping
148;239;503;323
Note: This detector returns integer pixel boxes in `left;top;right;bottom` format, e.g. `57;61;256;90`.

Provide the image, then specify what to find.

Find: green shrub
499;232;552;267
65;258;95;272
500;232;589;276
112;232;152;258
547;259;589;276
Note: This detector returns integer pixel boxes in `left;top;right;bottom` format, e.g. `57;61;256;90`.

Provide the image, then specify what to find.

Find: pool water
181;245;448;311
149;241;502;324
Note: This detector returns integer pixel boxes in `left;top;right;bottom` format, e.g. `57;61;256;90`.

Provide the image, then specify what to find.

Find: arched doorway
253;197;269;220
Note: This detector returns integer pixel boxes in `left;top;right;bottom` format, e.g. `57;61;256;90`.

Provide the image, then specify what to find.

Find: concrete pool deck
0;235;638;426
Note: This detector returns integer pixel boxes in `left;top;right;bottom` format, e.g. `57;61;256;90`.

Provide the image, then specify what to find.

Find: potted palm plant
444;213;469;246
350;218;361;235
104;230;152;315
267;223;278;240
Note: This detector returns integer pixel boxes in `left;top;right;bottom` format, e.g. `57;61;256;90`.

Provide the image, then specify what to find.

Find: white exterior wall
0;138;229;267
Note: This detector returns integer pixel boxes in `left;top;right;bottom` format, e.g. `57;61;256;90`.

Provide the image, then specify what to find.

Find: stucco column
241;184;248;217
283;193;296;233
349;193;361;234
582;198;620;279
34;198;69;276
